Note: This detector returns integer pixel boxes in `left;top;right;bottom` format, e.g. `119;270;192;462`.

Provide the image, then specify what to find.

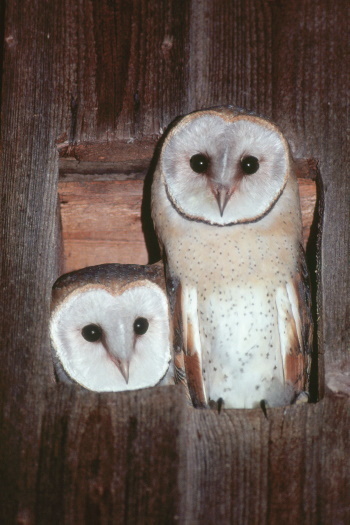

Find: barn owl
151;106;313;409
50;262;174;392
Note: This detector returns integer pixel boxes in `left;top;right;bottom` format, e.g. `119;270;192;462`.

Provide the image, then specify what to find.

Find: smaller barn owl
50;263;174;392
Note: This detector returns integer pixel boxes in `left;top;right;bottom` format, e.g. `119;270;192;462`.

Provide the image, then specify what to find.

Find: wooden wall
0;1;349;523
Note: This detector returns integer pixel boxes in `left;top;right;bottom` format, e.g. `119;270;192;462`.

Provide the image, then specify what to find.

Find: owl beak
212;184;232;217
108;351;130;384
117;359;130;384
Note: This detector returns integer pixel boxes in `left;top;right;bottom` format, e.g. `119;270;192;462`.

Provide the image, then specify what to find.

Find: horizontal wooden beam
58;179;149;270
59;140;156;180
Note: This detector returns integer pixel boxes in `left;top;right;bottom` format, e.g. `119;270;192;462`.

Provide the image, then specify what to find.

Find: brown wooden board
58;179;149;270
181;395;350;525
0;0;349;523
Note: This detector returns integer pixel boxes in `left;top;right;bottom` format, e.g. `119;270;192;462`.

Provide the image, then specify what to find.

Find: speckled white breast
152;168;303;408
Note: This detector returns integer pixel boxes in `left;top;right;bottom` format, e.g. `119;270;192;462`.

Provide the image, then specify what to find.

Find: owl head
155;106;293;226
50;263;173;392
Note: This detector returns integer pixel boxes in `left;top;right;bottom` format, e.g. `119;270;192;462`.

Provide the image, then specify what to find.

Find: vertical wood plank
54;0;192;144
180;398;350;525
36;386;186;525
0;0;61;521
189;0;273;115
0;2;193;521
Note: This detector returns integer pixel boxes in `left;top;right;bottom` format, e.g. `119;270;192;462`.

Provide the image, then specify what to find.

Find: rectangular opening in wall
57;144;322;400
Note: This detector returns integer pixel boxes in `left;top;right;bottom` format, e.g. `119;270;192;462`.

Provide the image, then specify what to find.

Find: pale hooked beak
108;352;130;384
211;183;233;217
117;360;130;384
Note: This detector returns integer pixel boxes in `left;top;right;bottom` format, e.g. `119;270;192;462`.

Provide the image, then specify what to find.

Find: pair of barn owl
51;106;312;408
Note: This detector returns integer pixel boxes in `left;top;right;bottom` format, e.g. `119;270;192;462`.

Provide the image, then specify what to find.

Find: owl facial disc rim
160;112;290;227
163;178;288;227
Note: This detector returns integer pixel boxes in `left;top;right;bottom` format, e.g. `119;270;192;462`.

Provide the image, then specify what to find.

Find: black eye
241;155;259;175
81;324;102;342
190;153;209;173
133;317;149;336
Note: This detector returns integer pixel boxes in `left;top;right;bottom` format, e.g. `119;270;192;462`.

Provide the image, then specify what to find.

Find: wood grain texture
58;180;149;270
0;0;61;521
35;385;184;525
188;0;274;114
53;0;192;143
0;0;349;524
181;395;350;525
34;386;350;525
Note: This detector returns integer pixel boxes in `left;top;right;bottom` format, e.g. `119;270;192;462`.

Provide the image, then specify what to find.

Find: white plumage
162;114;288;225
50;263;174;392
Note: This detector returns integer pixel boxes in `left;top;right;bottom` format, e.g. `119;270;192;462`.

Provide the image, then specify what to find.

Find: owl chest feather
165;220;300;406
164;213;298;285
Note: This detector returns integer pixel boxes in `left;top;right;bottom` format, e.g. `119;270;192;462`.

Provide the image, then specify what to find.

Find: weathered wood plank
58;180;148;270
181;395;350;525
58;140;156;164
188;0;274;114
53;0;192;143
0;0;61;522
0;2;192;520
35;385;185;525
33;386;350;525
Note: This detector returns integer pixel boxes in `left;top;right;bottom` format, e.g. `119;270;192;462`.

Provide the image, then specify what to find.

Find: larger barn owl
152;106;313;409
50;263;174;392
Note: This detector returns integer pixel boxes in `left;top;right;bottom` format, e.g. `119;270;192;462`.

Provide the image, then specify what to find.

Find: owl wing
171;282;188;390
181;284;208;408
168;275;207;408
276;244;313;395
